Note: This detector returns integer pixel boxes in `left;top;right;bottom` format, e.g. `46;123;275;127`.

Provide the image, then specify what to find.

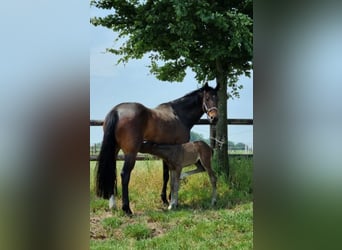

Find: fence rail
89;154;252;161
90;118;253;126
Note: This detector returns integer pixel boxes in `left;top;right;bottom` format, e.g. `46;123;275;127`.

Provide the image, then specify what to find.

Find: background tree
228;140;236;151
190;131;209;145
91;0;252;177
235;142;247;151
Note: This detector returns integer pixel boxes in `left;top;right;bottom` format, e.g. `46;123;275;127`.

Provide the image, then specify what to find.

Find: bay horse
140;140;217;210
95;83;218;215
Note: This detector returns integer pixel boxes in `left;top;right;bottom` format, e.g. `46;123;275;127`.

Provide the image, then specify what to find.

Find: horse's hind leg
180;161;205;180
161;161;169;205
109;148;120;210
208;169;217;206
121;153;136;215
201;159;217;206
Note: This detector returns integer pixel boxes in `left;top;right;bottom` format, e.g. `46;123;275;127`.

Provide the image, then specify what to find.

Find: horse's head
202;82;218;123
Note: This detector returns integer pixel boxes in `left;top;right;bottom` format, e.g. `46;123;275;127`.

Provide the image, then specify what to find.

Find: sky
90;8;253;148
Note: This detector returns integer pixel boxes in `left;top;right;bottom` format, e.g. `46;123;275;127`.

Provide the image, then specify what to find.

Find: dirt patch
90;211;167;240
147;222;166;238
90;212;112;240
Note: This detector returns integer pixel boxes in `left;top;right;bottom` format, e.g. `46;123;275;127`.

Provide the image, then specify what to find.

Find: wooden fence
90;118;253;161
90;118;253;126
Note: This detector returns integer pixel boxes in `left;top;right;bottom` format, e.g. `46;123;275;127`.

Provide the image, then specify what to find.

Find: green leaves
91;0;253;96
149;60;187;82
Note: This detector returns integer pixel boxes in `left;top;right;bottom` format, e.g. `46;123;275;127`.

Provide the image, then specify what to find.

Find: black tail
95;110;118;199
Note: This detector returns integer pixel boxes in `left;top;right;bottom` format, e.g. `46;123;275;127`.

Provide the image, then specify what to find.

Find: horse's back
112;102;149;118
107;101;190;148
145;105;190;143
183;140;211;151
192;140;213;157
192;140;211;150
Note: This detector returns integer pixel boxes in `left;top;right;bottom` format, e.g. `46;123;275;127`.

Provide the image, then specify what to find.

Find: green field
90;158;253;249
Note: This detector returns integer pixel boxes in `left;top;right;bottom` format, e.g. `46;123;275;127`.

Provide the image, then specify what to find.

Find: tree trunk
209;125;216;149
215;60;229;178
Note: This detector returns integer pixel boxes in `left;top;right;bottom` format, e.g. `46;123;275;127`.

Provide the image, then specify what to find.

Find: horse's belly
144;124;189;144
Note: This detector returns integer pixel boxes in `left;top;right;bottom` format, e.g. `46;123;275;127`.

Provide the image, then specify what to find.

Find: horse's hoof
122;205;133;216
161;194;169;205
109;196;117;210
124;210;133;216
211;200;217;206
168;203;178;210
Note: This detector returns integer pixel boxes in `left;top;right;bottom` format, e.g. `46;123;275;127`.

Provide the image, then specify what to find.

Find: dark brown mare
140;140;217;210
95;83;218;215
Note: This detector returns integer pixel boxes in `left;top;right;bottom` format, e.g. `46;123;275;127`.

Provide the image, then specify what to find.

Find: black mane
165;85;215;129
169;84;214;105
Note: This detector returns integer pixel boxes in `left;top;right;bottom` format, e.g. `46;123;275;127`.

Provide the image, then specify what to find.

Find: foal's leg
201;159;217;206
168;168;181;210
180;161;205;180
121;153;136;215
208;168;217;206
161;161;169;205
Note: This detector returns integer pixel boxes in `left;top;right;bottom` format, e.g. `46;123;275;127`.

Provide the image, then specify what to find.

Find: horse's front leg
121;154;136;215
161;161;169;205
168;168;181;210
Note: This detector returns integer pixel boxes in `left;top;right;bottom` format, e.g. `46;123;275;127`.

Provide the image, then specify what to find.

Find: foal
140;140;217;210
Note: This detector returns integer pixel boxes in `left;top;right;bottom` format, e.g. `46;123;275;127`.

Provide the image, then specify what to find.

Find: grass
90;157;253;249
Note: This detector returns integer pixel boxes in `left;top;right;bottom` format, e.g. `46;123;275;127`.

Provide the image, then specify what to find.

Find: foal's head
202;83;218;123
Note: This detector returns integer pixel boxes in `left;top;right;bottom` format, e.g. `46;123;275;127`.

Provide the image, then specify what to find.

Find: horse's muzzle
207;109;218;123
209;115;218;123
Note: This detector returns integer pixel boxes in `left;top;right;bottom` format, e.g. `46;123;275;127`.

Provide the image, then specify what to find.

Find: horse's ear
215;83;220;91
204;82;209;88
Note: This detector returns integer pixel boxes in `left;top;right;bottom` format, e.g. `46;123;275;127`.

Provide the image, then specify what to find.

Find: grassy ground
90;157;253;249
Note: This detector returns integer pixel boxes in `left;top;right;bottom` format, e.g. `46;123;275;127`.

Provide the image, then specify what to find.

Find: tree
91;0;253;177
228;140;235;150
190;131;209;145
235;142;246;151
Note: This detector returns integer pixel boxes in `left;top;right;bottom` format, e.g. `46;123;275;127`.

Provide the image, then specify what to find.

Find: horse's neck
170;97;203;129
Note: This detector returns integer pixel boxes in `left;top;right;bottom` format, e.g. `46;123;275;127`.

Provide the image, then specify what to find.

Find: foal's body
140;140;217;209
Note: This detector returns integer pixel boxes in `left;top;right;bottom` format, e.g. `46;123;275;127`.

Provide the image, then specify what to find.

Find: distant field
90;158;253;249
